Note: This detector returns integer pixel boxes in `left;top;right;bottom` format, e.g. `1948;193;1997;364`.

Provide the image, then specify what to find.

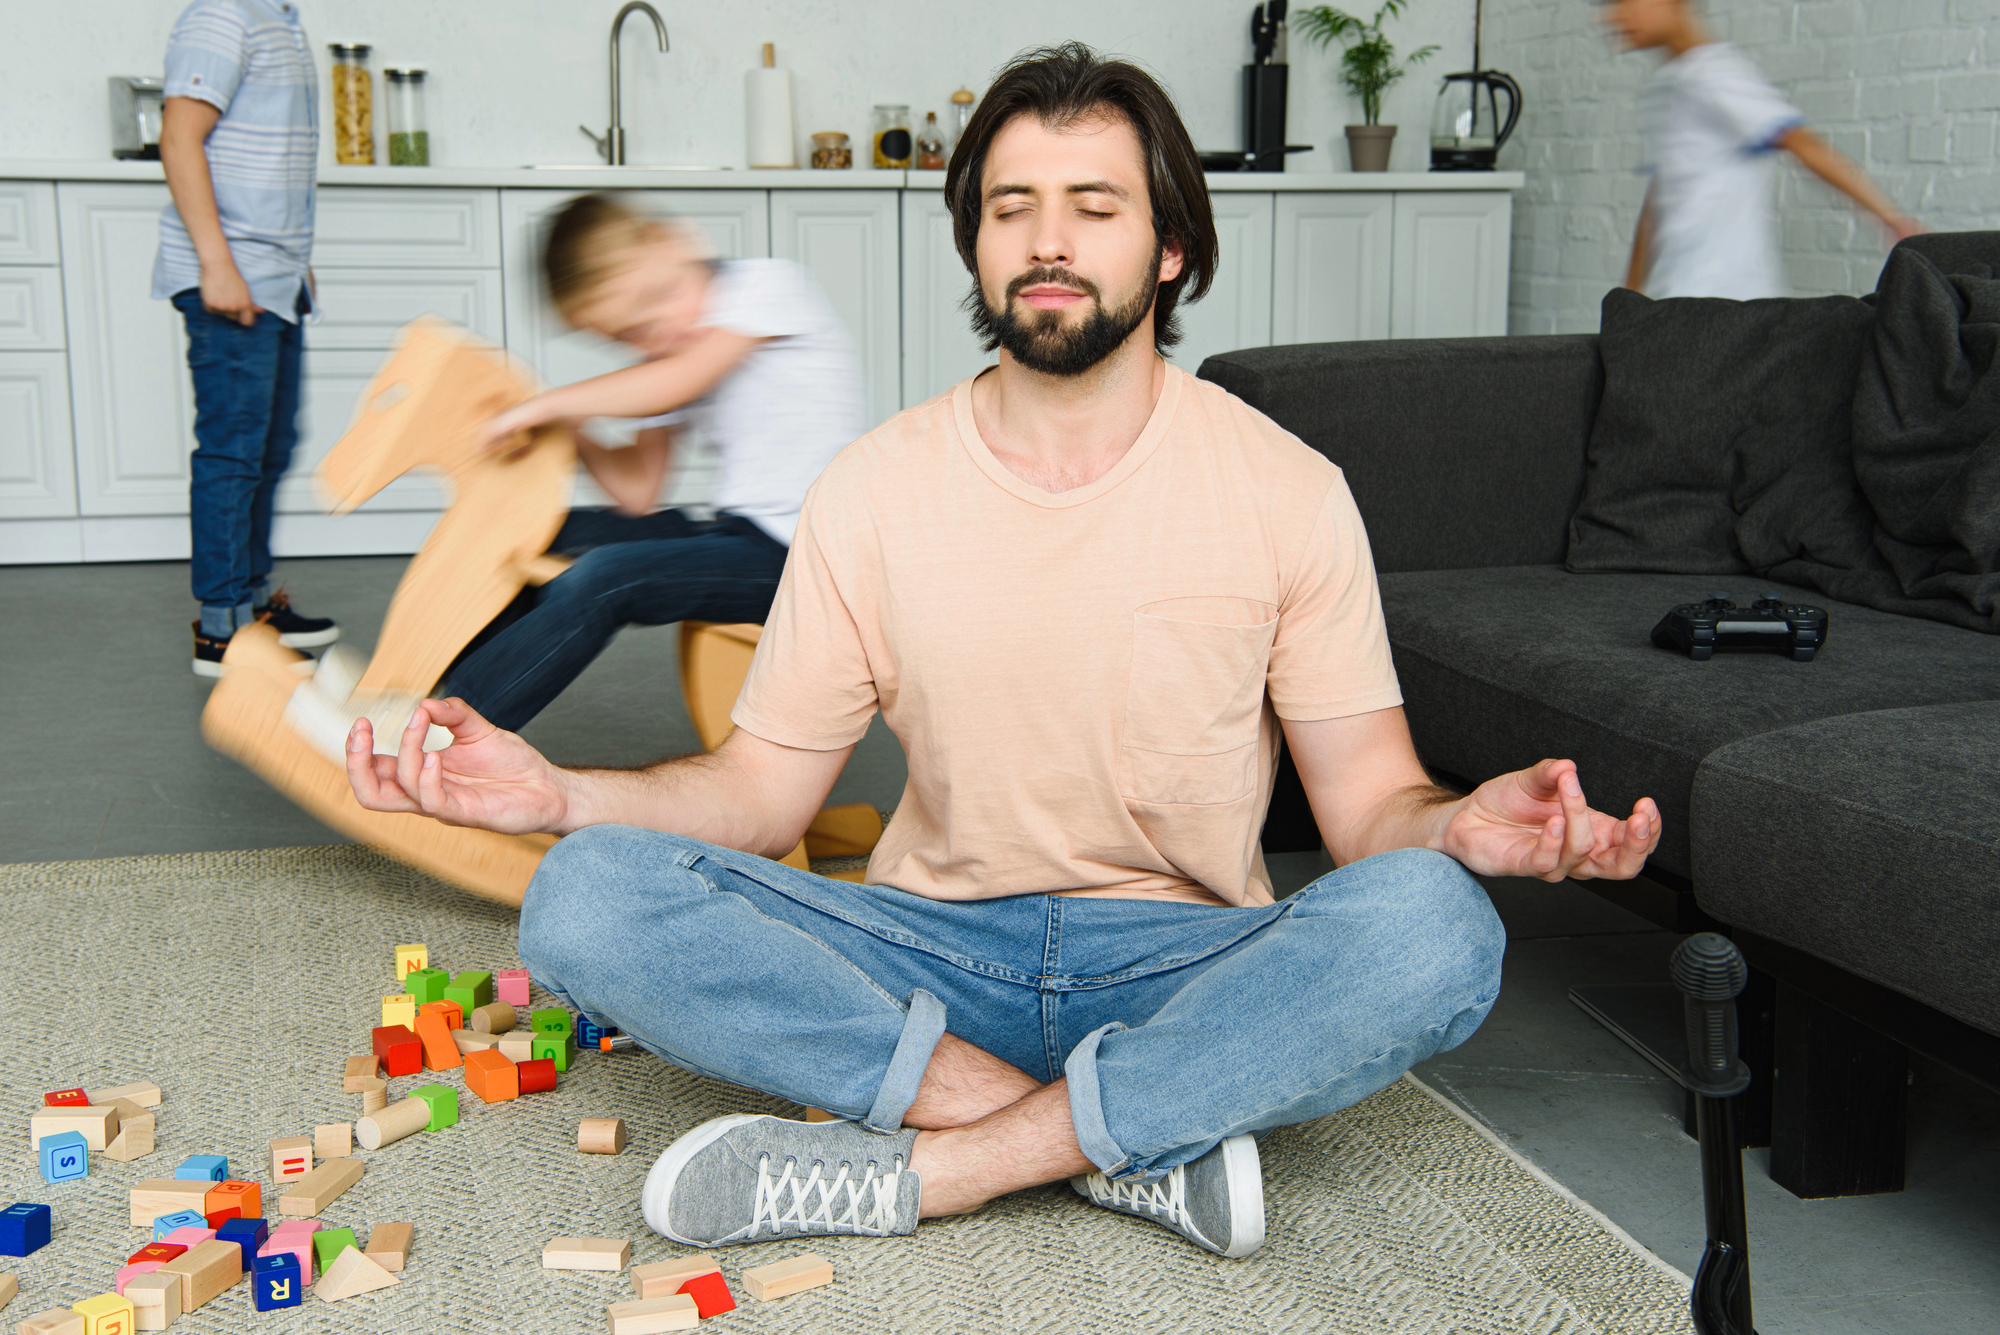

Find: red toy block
372;1024;422;1077
517;1057;557;1094
205;1206;241;1230
462;1049;519;1103
417;998;464;1031
128;1241;187;1266
206;1179;262;1219
412;1009;463;1071
43;1088;90;1107
680;1270;737;1318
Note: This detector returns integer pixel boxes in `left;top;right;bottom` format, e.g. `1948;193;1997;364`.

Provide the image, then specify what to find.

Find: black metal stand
1672;933;1759;1335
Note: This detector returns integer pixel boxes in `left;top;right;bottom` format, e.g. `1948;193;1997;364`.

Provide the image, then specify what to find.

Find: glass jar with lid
384;67;429;165
328;43;374;164
871;104;912;169
809;132;852;169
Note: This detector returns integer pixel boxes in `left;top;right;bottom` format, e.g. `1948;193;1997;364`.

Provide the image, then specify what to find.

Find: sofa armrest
1198;336;1602;573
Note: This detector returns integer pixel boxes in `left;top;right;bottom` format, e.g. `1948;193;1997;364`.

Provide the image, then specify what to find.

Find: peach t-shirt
731;363;1402;907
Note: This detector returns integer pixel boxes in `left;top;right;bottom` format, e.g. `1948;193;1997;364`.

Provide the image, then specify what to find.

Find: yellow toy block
394;944;428;980
381;994;416;1027
72;1293;137;1335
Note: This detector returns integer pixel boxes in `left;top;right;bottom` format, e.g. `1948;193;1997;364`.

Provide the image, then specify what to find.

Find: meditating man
347;43;1661;1261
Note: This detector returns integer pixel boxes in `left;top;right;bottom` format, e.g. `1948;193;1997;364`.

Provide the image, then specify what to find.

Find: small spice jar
809;131;852;169
328;43;374;164
871;104;912;169
384;67;429;165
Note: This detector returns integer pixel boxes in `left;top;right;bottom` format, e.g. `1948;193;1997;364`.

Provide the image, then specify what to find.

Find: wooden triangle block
314;1246;401;1301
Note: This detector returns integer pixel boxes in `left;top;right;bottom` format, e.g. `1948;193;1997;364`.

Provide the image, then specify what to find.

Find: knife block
1244;64;1290;171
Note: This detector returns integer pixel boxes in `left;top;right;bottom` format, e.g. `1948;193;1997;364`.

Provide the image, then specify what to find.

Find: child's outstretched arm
1776;127;1925;242
578;426;674;516
482;328;766;452
1625;183;1656;291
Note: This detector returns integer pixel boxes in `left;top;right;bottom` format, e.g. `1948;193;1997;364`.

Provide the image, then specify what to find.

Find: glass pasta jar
384;67;429;165
329;43;374;164
871;104;912;169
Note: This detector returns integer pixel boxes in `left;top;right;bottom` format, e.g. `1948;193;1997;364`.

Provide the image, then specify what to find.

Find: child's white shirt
1640;42;1805;300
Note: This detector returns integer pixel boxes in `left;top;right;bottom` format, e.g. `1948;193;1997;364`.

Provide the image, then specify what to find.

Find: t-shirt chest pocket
1120;599;1279;807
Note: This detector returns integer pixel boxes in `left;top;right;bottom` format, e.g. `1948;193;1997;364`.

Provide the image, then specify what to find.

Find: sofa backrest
1198;336;1602;574
1891;231;2000;278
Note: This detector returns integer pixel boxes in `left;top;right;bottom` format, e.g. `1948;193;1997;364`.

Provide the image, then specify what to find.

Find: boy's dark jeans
441;509;789;731
173;289;304;636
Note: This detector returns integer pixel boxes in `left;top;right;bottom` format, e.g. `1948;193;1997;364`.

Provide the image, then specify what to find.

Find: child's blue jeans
173;289;304;637
520;827;1504;1183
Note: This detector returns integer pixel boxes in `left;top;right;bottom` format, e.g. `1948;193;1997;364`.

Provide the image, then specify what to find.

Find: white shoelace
751;1152;907;1237
1082;1165;1188;1227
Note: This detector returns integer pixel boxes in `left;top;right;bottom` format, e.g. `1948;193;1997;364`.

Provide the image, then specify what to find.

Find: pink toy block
496;969;531;1007
116;1260;165;1294
259;1223;318;1279
162;1225;217;1250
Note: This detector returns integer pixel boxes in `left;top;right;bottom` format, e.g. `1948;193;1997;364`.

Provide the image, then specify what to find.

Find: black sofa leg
1768;981;1909;1198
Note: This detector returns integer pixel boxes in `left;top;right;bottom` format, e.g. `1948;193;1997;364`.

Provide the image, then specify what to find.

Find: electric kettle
1429;69;1521;171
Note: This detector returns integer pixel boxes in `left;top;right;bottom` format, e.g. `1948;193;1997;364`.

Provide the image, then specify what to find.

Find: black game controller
1652;591;1828;662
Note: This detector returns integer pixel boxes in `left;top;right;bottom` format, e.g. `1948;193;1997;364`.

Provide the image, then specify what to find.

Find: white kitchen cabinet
1172;191;1274;374
0;183;60;265
276;349;448;519
313;187;501;268
1390;191;1511;339
0;268;67;351
306;268;503;350
58;182;196;517
0;352;77;519
1272;193;1394;345
770;189;901;430
899;190;988;410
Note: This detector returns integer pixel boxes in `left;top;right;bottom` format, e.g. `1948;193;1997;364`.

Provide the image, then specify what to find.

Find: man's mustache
1006;266;1102;303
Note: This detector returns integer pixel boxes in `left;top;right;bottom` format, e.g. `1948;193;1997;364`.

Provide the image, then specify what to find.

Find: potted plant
1297;1;1438;172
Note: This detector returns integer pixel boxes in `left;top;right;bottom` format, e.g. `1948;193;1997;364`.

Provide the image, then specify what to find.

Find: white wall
1486;0;2000;335
2;0;1477;176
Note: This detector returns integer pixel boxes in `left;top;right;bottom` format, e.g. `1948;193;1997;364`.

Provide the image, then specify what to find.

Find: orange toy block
412;1009;463;1071
206;1180;262;1220
462;1049;519;1103
418;998;464;1030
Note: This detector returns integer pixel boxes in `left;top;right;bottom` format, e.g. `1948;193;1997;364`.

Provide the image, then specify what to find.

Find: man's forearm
552;750;806;856
1326;782;1463;866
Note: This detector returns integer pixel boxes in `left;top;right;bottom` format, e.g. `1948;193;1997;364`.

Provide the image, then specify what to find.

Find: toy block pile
550;1244;835;1331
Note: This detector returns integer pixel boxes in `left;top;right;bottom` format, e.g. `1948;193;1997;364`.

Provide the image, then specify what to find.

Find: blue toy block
37;1131;87;1185
216;1215;270;1270
254;1252;304;1311
0;1201;52;1256
174;1154;229;1182
151;1208;207;1240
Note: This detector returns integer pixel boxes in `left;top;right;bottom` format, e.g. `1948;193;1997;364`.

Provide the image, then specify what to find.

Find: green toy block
530;1007;572;1037
410;1084;460;1132
444;970;494;1013
531;1032;575;1073
312;1227;358;1272
404;968;449;1005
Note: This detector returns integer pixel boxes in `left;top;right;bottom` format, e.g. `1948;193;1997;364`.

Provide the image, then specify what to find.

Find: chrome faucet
580;1;669;165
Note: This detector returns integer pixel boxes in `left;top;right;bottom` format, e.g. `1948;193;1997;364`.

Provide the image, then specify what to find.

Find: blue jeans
441;509;788;731
174;289;305;637
520;829;1504;1183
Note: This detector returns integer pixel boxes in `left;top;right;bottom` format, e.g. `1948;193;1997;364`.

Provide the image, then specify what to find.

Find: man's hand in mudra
1440;758;1660;882
347;698;570;835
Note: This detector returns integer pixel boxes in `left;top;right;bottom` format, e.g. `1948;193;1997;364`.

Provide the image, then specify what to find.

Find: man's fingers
347;720;417;813
1531;815;1567;879
416;748;451;821
1558;768;1593;871
393;701;433;801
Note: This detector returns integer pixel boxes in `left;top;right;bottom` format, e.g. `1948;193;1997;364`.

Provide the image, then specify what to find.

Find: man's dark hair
944;43;1218;352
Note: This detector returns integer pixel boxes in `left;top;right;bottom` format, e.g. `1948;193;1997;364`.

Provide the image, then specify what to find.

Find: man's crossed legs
520;827;1503;1258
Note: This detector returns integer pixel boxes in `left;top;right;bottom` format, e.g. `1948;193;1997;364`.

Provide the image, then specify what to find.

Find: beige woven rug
0;847;1693;1334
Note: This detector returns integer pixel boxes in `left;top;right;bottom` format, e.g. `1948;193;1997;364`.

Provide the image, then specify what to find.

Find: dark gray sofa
1199;240;2000;1200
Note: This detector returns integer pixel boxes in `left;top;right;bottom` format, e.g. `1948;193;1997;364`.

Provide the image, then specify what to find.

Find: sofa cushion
1566;288;1878;577
1692;703;2000;1037
1380;566;2000;879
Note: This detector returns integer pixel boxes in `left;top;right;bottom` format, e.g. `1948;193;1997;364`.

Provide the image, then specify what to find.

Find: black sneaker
192;623;229;678
254;588;340;649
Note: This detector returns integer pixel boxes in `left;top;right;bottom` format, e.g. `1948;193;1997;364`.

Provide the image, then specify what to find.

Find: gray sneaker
641;1113;922;1247
1069;1134;1265;1258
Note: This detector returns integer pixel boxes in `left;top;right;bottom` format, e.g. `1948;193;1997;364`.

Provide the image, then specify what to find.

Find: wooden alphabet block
371;1024;421;1077
606;1295;698;1333
252;1254;302;1311
68;1294;134;1335
1;1201;53;1257
203;1206;240;1231
630;1254;720;1298
469;1001;517;1034
496;968;530;1007
122;1271;181;1332
158;1227;215;1252
341;1054;383;1091
17;1310;86;1335
380;994;416;1028
214;1217;269;1272
256;1224;316;1280
39;1133;87;1186
277;1158;364;1217
31;1106;120;1152
403;967;448;1005
269;1136;313;1184
173;1155;227;1183
530;1006;572;1036
418;997;465;1028
497;1030;537;1062
677;1270;737;1318
740;1252;833;1301
85;1082;161;1109
314;1123;352;1160
157;1239;241;1313
393;943;428;981
541;1236;629;1271
444;970;493;1014
147;1213;205;1242
312;1246;399;1302
409;1084;460;1131
578;1118;626;1155
42;1089;88;1107
205;1180;261;1221
363;1221;413;1274
412;1009;463;1071
517;1057;558;1094
130;1181;210;1228
531;1031;575;1073
462;1049;519;1104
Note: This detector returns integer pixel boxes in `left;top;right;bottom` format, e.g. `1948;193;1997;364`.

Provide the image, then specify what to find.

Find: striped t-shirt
151;0;318;322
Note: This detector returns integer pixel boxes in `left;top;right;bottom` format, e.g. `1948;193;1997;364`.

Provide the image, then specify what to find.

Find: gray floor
5;557;1997;1334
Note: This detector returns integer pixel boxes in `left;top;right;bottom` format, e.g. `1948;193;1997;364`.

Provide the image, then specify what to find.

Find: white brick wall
1484;0;2000;334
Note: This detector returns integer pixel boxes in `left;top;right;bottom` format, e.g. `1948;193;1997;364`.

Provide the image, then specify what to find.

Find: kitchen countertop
1;160;1523;191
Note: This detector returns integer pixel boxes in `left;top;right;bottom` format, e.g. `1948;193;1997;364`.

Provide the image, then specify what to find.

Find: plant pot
1345;124;1397;172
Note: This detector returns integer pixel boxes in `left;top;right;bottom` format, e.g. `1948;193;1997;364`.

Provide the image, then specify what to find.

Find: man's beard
966;248;1162;377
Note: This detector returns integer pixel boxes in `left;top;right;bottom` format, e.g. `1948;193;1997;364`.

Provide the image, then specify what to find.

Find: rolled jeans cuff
199;599;258;638
1064;1020;1143;1180
861;987;946;1134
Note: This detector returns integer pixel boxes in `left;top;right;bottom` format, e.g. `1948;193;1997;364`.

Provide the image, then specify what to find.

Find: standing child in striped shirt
155;0;340;676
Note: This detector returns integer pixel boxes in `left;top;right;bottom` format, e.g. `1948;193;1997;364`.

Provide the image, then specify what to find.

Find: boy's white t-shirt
1639;42;1806;301
650;257;865;546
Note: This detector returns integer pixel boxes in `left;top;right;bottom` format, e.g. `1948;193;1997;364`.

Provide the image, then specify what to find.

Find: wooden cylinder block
578;1117;626;1155
356;1078;388;1114
356;1098;430;1150
470;1001;517;1034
